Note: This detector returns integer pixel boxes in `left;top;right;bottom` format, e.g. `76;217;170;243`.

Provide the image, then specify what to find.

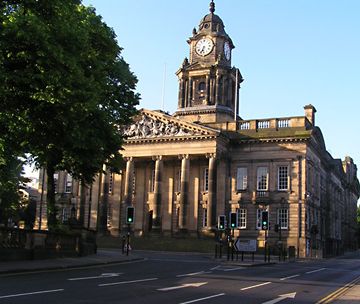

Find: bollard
122;236;126;254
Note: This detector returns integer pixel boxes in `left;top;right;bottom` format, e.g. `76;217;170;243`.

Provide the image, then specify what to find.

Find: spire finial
210;1;215;14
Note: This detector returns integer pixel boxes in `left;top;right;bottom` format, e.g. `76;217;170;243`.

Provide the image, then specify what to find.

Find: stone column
124;157;134;207
215;74;221;105
206;153;217;228
98;166;108;235
187;77;193;107
152;155;163;230
206;75;210;105
192;78;196;105
178;79;185;108
221;76;226;105
178;154;190;229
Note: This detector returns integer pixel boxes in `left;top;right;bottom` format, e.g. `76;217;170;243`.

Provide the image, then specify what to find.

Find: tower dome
197;1;226;36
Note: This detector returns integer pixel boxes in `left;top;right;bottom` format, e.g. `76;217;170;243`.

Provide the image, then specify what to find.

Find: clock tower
174;1;243;123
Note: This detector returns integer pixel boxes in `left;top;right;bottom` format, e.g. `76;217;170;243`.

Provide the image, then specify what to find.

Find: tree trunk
46;164;57;228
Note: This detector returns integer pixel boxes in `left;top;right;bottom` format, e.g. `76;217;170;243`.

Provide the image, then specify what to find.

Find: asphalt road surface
1;251;360;303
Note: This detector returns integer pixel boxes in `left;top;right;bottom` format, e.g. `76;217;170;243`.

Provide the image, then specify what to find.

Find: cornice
124;134;218;145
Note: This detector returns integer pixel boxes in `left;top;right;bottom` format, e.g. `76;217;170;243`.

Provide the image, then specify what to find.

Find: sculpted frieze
122;114;203;139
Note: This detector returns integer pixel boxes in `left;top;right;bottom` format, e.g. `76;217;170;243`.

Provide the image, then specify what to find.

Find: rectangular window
257;167;268;190
177;169;181;192
256;209;262;229
237;208;247;229
109;173;113;194
278;166;288;191
277;209;288;229
53;173;59;193
203;208;208;228
107;204;112;228
151;170;155;192
132;171;136;194
65;173;72;193
204;168;209;192
63;208;70;221
236;168;247;191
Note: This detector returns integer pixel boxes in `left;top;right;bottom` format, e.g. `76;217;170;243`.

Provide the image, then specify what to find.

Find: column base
174;229;190;239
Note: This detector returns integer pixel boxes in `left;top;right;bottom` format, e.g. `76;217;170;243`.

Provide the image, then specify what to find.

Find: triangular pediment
122;109;219;140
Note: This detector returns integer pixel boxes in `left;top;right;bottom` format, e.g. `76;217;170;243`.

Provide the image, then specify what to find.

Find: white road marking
68;273;122;281
157;282;207;291
224;267;246;271
262;292;297;304
99;277;158;287
0;289;64;299
241;282;272;290
177;271;208;277
179;293;225;304
306;268;325;274
280;274;300;280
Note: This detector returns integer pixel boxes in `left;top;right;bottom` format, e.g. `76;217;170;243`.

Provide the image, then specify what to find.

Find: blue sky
54;1;359;180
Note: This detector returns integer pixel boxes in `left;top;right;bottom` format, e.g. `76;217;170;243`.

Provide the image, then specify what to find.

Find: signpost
233;238;257;261
234;239;257;252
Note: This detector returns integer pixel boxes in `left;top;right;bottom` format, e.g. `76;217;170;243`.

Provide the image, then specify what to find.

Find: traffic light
274;224;279;233
126;206;135;224
229;212;238;229
261;211;269;230
218;215;226;230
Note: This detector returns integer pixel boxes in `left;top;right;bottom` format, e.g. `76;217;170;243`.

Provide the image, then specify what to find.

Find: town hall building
36;1;359;258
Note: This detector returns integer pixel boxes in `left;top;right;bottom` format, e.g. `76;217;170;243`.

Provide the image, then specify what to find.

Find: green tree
0;0;139;228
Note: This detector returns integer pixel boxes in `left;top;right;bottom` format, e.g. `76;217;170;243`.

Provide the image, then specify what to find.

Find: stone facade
35;1;359;258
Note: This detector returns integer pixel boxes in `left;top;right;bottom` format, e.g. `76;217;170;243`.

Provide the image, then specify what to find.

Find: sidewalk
0;249;142;275
319;276;360;304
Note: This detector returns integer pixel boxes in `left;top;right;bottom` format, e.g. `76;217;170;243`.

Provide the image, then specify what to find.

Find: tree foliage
358;205;360;247
0;0;140;227
0;151;28;225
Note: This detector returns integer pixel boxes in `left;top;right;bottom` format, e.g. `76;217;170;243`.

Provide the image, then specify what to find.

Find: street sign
234;238;257;252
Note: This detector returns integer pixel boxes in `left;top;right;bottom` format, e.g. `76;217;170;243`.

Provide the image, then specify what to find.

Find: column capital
178;154;189;160
206;153;217;159
152;155;163;161
124;156;133;162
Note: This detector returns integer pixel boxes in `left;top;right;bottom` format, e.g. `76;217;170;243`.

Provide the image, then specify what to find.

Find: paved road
1;251;360;303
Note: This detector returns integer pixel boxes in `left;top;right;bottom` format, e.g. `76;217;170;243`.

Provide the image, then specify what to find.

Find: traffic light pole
126;223;130;256
264;229;267;262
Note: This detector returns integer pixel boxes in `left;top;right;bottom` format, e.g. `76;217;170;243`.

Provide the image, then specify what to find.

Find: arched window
199;82;206;91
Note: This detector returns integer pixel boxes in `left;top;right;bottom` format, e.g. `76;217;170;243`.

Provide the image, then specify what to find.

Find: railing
257;120;270;129
239;122;250;130
0;228;27;248
256;191;269;198
277;119;291;128
237;116;303;132
45;232;78;250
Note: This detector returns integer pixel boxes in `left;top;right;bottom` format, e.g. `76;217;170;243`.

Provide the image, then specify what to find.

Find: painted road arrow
157;282;208;291
262;292;297;304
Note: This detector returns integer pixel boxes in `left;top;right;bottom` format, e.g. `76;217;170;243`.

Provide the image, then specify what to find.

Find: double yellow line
316;276;360;304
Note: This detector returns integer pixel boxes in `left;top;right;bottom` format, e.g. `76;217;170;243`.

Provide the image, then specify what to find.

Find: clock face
224;41;231;61
195;38;214;56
